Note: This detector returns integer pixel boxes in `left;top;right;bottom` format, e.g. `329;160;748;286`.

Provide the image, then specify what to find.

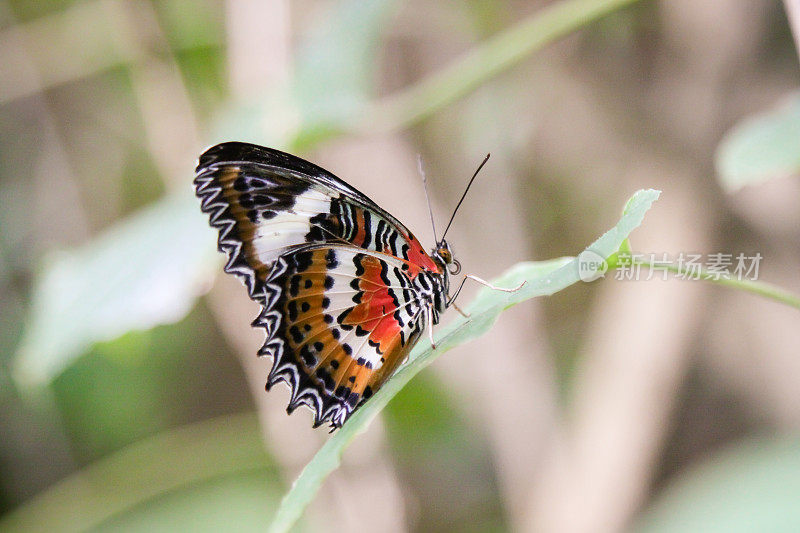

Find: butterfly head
432;240;461;275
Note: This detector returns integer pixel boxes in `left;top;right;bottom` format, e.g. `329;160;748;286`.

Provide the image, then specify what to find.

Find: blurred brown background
1;1;800;532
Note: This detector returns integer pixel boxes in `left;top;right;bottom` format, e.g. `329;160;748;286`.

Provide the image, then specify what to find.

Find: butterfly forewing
194;142;445;428
194;142;439;303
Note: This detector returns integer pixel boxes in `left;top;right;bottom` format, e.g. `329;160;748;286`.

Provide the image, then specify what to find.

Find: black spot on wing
315;367;335;391
293;250;314;272
353;254;365;276
352;289;363;304
368;338;383;355
289;325;303;343
287;301;299;322
253;194;273;206
239;193;254;209
289;276;301;297
346;391;360;409
335;385;351;399
299;345;316;366
306;212;328;242
337;308;352;327
326;249;338;269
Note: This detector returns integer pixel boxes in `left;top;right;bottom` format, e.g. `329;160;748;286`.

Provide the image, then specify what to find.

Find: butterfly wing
194;142;441;303
194;142;443;428
256;244;428;428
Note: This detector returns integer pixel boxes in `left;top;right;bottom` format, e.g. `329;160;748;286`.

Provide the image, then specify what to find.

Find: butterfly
194;142;510;429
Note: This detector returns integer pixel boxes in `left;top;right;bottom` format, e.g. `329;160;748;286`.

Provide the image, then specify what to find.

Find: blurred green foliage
385;374;508;533
715;91;800;192
636;436;800;533
1;413;281;531
52;302;247;463
14;194;218;388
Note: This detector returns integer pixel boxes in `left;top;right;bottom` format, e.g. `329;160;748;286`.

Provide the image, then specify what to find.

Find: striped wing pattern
256;245;427;427
194;142;446;428
194;142;439;303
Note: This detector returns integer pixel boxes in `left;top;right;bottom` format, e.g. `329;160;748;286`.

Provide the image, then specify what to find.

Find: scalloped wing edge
252;252;351;429
194;171;266;302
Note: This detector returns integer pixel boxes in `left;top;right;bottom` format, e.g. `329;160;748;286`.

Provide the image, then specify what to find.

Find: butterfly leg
426;303;437;350
446;276;468;308
452;301;470;318
466;274;525;292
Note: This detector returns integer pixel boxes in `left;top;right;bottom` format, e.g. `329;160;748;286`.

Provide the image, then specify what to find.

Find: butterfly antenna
418;154;438;243
441;153;490;241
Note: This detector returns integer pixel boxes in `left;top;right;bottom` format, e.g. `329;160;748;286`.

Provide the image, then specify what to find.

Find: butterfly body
195;142;454;428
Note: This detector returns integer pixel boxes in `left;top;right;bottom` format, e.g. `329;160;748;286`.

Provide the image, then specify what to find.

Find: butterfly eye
449;259;461;275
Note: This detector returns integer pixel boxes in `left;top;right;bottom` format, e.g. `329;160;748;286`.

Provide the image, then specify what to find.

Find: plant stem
354;0;642;133
783;0;800;65
630;257;800;311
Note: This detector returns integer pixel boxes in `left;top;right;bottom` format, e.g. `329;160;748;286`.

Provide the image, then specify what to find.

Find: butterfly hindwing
256;244;427;427
194;142;440;303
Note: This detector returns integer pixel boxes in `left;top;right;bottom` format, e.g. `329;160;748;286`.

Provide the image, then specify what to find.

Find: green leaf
13;192;218;387
715;92;800;192
606;237;632;270
635;436;800;533
0;413;279;532
266;188;661;533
